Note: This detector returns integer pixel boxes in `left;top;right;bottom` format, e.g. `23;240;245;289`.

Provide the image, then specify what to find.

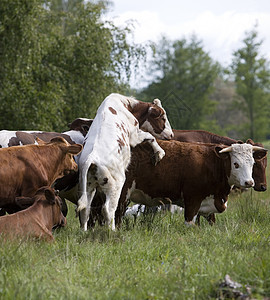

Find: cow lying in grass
0;187;66;242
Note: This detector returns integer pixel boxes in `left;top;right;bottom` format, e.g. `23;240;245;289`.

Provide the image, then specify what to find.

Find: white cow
77;93;173;230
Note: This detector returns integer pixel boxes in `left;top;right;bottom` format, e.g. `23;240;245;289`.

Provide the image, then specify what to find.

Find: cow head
43;188;67;228
140;99;173;140
216;143;266;189
49;137;83;176
246;139;268;191
68;118;93;137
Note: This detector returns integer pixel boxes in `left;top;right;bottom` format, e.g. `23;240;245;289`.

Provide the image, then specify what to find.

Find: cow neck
34;144;66;183
129;101;151;126
214;155;231;197
33;201;56;231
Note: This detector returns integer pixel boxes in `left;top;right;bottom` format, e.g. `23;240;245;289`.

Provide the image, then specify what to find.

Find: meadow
1;159;270;299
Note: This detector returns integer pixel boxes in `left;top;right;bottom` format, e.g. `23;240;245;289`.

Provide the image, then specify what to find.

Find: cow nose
245;180;254;188
260;184;267;191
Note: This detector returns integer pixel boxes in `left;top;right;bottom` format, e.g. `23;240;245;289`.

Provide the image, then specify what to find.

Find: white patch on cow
185;215;197;226
63;130;85;145
126;180;136;201
227;143;255;188
125;204;145;217
198;196;219;217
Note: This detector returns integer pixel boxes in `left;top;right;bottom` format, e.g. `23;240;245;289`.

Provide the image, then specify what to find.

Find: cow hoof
152;150;165;166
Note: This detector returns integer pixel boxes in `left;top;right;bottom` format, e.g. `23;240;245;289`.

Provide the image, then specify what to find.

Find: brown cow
0;187;66;242
112;140;266;226
0;137;82;212
172;129;267;192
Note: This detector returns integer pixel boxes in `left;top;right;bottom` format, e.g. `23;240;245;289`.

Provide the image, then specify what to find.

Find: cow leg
79;188;96;231
102;182;125;231
184;198;202;226
130;131;165;164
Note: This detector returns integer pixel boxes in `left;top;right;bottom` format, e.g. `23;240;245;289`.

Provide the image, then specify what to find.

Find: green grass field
1;156;270;299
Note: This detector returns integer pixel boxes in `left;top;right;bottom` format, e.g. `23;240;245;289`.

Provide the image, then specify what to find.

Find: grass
1;168;270;299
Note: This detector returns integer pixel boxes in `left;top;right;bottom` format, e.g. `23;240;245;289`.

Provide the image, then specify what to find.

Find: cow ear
67;143;83;155
15;196;35;209
149;106;163;119
50;136;68;145
214;146;230;159
45;189;56;204
253;149;267;160
246;138;254;145
152;98;162;107
36;137;46;145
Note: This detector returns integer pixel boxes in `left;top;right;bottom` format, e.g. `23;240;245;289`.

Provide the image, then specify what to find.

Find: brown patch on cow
109;107;117;115
134;119;138;126
68;118;93;136
117;137;126;152
34;132;74;144
123;99;132;112
8;132;36;147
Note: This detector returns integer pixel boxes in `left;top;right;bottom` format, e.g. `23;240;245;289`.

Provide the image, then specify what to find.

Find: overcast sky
107;0;270;67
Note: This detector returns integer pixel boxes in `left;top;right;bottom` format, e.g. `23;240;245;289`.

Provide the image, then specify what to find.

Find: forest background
1;0;270;141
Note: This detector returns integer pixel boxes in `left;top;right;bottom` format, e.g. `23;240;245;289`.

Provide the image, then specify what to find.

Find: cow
0;187;66;242
77;93;173;231
0;118;91;215
112;140;267;226
0;118;93;148
172;129;267;192
0;137;82;213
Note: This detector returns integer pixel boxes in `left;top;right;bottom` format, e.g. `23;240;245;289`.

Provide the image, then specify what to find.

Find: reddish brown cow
0;137;82;212
172;129;267;192
112;140;266;226
0;187;66;242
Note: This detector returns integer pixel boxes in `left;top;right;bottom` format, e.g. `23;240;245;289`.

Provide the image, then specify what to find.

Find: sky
106;0;270;87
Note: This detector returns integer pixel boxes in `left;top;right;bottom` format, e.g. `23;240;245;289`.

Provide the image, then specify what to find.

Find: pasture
1;154;270;299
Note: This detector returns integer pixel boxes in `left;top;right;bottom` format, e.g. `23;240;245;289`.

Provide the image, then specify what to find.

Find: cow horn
252;146;268;152
219;146;233;153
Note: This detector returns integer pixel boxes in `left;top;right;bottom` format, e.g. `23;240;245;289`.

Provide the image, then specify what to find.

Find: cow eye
234;162;239;169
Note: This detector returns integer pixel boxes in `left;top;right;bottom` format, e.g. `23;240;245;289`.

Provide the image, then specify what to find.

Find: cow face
44;188;67;228
141;99;173;140
50;137;83;176
218;143;266;189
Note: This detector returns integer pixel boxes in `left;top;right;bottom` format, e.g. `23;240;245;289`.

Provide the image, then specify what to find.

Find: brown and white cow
112;140;266;226
0;118;92;148
0;137;82;212
0;187;66;242
172;129;267;192
77;93;173;231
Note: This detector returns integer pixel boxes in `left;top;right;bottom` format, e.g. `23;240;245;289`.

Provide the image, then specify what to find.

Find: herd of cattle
0;93;268;241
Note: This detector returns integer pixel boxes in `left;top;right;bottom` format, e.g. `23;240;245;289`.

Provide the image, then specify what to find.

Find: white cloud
108;9;270;66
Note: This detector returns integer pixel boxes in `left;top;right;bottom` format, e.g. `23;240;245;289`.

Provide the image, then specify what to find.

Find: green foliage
139;35;220;130
0;0;145;131
229;26;270;141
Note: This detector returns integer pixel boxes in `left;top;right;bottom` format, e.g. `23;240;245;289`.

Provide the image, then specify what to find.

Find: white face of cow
141;99;173;140
221;143;255;188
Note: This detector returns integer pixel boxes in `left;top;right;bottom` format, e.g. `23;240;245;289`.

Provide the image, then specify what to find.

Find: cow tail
77;157;94;212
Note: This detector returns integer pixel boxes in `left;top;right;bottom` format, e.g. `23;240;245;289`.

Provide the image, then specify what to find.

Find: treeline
0;0;144;131
1;1;270;141
138;31;270;141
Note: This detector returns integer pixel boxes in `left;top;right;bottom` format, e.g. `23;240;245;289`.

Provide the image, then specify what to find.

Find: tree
0;0;145;131
139;35;220;130
229;27;270;141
